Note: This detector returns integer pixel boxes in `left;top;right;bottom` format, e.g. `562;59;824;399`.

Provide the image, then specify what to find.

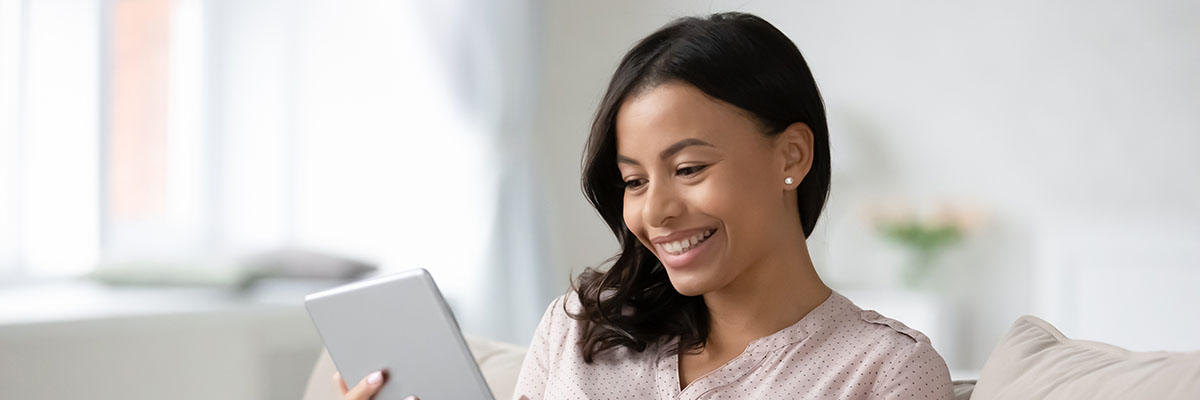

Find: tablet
304;268;494;400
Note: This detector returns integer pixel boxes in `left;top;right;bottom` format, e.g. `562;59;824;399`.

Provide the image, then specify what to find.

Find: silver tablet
304;268;494;400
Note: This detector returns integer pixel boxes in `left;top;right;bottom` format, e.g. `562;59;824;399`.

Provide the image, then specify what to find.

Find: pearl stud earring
784;177;794;185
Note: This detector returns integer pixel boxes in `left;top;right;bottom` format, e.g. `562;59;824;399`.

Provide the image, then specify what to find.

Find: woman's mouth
661;228;716;256
652;227;715;273
656;228;718;270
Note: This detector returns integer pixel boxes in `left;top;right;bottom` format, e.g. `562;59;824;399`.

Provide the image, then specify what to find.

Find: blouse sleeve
511;296;564;400
873;341;956;400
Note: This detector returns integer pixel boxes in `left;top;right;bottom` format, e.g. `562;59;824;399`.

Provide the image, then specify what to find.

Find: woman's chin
667;274;715;297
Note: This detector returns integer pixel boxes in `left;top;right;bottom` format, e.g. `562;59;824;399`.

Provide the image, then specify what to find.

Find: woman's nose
644;180;684;227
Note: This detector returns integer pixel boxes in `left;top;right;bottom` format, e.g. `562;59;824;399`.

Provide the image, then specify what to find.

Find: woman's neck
699;238;831;357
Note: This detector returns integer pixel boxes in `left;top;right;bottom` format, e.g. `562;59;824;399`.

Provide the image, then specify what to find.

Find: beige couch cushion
952;380;975;400
303;335;526;400
972;315;1200;399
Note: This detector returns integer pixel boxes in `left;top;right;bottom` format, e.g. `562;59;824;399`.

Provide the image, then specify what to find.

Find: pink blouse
513;291;954;399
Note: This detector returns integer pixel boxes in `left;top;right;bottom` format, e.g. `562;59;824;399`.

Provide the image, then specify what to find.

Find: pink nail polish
367;371;383;385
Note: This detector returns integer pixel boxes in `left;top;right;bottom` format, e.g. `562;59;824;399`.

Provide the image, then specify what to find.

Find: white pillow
972;315;1200;399
463;335;527;400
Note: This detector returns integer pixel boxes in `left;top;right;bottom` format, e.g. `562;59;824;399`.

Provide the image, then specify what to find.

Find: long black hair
570;12;831;363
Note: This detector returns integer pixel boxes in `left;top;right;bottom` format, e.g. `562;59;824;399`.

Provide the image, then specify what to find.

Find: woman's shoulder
531;291;660;363
537;291;584;324
826;293;938;353
812;294;953;395
530;292;588;349
853;308;933;346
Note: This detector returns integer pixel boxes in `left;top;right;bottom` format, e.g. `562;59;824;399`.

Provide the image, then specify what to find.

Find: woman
337;11;954;400
512;12;954;399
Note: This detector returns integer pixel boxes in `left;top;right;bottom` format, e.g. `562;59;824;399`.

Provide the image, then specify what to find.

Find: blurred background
1;0;1198;398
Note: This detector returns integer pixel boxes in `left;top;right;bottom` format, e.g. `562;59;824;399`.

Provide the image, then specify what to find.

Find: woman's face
615;82;804;296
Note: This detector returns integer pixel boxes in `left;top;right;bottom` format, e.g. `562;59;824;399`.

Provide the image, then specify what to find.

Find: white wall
533;0;1200;369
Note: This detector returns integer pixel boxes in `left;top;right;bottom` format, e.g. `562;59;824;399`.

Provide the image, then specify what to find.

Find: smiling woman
512;12;955;399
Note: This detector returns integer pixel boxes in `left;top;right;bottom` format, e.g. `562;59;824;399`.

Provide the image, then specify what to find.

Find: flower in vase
862;200;986;289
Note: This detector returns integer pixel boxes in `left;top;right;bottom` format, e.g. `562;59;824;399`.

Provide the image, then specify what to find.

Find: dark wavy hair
569;12;831;363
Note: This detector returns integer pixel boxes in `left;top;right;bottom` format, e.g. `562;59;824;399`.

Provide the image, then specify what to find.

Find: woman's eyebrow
617;138;716;166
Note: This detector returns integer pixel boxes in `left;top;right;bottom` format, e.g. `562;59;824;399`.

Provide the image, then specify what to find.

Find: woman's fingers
343;370;387;400
332;372;349;395
332;370;417;400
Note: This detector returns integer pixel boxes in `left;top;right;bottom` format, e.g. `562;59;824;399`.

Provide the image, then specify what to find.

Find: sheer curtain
1;0;549;344
283;0;550;343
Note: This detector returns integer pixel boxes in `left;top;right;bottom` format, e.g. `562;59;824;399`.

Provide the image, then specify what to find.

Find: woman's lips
657;228;717;270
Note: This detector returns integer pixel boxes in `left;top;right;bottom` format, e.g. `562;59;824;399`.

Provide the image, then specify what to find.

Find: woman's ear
777;122;814;188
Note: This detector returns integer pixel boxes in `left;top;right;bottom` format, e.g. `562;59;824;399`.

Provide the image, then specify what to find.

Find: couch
303;316;1199;399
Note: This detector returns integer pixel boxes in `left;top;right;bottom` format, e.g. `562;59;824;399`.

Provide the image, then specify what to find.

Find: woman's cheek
692;174;734;214
622;196;643;238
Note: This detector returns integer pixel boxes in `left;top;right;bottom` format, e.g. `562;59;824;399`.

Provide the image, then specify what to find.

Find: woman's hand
333;370;418;400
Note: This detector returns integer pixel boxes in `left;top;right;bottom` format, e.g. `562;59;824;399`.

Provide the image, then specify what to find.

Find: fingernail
367;371;383;385
404;396;417;400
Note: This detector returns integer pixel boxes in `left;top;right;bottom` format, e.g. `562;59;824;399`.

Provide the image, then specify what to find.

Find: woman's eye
623;179;646;190
676;165;707;176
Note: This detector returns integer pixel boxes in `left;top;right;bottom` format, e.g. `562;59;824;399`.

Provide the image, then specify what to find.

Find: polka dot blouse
512;291;954;399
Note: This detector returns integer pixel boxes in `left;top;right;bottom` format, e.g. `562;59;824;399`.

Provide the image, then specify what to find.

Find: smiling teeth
664;229;715;255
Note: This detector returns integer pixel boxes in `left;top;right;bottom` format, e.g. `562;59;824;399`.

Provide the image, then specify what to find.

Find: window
1;0;101;277
106;0;209;261
2;0;498;286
